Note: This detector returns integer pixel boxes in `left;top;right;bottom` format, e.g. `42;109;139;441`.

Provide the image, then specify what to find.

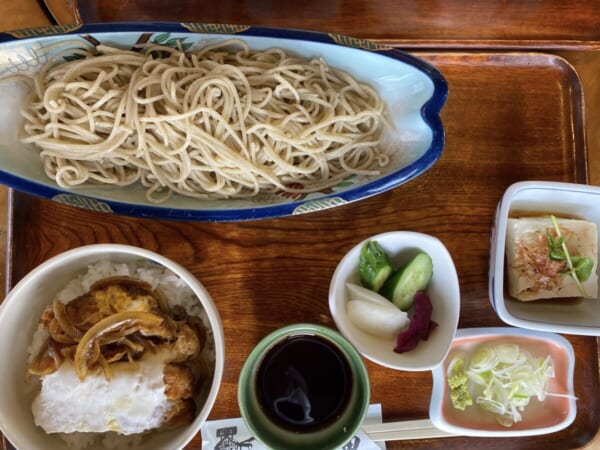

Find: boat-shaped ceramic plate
0;23;447;221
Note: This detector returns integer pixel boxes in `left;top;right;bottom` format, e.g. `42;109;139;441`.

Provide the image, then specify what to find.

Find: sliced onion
48;317;78;344
52;299;82;340
464;344;556;427
74;311;171;380
28;340;64;376
446;354;467;377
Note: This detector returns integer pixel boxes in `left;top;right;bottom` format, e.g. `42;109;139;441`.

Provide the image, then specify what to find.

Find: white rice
27;259;215;449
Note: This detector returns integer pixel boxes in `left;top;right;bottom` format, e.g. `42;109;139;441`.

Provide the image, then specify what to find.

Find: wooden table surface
2;1;600;449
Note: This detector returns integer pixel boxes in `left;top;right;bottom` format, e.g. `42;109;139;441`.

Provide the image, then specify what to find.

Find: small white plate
430;327;576;437
328;231;460;371
490;180;600;335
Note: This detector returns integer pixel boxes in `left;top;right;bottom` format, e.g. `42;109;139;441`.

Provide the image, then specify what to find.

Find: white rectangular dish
490;181;600;335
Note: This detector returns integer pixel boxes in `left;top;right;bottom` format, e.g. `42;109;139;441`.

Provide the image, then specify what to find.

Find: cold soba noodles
19;39;391;203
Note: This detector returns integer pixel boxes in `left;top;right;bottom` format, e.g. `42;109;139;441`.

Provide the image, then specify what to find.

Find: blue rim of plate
0;22;448;222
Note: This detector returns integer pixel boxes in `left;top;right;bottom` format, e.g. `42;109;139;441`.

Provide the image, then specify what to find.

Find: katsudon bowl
0;22;447;221
0;244;225;450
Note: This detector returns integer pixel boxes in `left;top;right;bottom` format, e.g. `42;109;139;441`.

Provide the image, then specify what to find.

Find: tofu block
505;217;598;301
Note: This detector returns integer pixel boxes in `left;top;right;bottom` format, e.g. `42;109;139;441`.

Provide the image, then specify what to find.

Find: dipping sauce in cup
238;324;370;450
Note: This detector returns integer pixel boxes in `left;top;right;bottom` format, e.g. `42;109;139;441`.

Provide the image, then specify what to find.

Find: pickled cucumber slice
358;241;393;292
381;252;433;310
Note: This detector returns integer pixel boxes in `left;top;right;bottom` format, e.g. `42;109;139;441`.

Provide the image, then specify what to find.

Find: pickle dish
328;231;460;371
490;181;600;335
430;327;576;437
0;244;224;450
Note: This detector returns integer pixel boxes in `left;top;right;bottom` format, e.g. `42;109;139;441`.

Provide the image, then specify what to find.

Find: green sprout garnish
546;215;594;296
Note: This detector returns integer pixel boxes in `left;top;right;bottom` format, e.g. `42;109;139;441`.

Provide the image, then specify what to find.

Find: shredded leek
446;344;557;427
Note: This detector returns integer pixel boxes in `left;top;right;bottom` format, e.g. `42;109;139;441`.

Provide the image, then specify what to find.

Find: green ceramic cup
238;323;370;450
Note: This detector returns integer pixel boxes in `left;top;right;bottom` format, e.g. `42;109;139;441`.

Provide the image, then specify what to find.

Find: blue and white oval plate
0;22;447;221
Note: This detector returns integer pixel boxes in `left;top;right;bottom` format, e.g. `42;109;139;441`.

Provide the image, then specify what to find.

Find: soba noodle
19;39;390;203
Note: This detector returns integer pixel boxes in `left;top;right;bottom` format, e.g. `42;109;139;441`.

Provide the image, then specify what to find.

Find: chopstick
362;418;457;442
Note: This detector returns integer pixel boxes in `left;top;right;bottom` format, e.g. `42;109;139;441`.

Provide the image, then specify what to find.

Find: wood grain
2;2;600;450
6;52;598;449
42;0;600;48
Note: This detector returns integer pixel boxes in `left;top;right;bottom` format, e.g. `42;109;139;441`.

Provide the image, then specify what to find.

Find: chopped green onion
449;343;558;427
549;215;591;296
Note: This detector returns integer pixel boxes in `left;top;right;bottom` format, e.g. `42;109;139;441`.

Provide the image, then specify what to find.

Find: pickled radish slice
346;299;409;338
346;282;399;309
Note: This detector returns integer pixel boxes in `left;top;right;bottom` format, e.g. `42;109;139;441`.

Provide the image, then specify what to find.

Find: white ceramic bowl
328;231;460;371
430;327;576;437
490;180;600;335
0;244;225;450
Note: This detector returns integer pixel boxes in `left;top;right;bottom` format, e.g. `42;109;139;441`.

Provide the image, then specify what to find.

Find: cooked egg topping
33;355;170;434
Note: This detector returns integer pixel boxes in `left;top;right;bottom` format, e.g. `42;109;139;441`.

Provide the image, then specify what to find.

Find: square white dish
489;180;600;335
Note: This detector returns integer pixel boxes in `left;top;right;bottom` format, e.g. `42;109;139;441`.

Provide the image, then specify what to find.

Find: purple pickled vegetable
394;291;438;353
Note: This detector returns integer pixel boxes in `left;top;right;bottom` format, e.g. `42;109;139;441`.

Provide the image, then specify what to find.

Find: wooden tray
3;52;597;449
41;0;600;49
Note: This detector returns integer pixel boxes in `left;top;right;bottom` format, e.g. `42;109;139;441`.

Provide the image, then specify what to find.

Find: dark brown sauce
256;334;352;433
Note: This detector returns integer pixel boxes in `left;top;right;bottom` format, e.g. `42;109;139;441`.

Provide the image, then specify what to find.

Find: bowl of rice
0;244;224;450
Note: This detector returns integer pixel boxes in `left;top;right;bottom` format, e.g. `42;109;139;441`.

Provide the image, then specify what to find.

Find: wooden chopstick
362;418;457;441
